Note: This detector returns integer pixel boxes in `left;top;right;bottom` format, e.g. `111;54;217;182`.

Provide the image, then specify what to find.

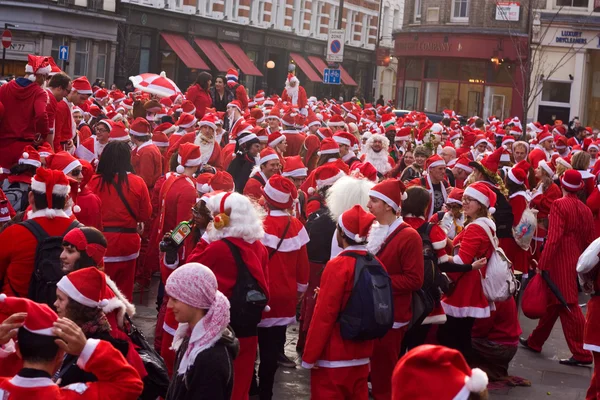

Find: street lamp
2;23;18;77
266;60;275;69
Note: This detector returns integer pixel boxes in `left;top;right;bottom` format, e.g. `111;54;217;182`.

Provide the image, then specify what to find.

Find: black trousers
257;325;287;400
437;316;475;364
401;323;432;354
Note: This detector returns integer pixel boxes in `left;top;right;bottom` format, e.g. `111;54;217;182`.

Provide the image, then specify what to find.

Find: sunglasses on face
70;169;82;176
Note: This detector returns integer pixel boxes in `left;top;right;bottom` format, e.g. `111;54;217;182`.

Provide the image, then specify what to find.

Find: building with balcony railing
117;0;380;100
0;0;123;83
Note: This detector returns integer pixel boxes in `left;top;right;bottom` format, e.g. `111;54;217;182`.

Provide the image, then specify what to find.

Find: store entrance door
537;105;570;126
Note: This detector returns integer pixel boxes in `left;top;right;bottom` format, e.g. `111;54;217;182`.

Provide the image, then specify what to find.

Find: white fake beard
366;222;390;255
286;85;299;101
195;135;214;166
365;147;392;174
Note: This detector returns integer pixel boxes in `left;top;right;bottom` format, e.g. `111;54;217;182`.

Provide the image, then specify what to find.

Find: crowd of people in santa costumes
7;54;600;399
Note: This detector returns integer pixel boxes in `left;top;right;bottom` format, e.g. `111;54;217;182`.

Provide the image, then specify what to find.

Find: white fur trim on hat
268;135;286;148
129;129;150;137
464;186;490;208
282;168;308;178
328;120;346;127
56;276;108;308
337;214;365;243
538;135;553;144
368;189;399;212
263;182;291;204
318;148;340;155
199;121;218;131
19;157;41;168
63;159;82;175
428;160;446;170
178;118;197;129
259;153;279;166
474;138;488;148
507;169;524;185
316;170;345;189
238;133;258;145
333;136;351;146
538;160;553;178
31;178;70;196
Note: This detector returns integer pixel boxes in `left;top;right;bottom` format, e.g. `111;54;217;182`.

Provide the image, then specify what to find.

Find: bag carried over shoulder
521;271;547;319
338;252;394;341
20;219;81;306
472;220;519;302
2;180;30;213
223;238;268;338
512;200;538;250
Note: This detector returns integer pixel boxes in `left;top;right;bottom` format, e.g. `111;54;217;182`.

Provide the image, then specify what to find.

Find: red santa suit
281;84;308;113
302;134;321;173
188;237;269;400
0;78;49;171
301;246;379;400
366;218;424;400
88;173;152;301
501;191;530;274
74;186;103;231
527;193;594;363
0;339;144;400
78;123;93;143
54;98;76;151
45;88;57;140
281;128;306;157
530;182;561;261
584;267;600;398
243;171;268;201
131;140;163;190
0;210;75;296
587;185;600;238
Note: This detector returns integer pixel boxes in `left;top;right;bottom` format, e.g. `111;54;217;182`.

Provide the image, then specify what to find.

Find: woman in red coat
439;182;497;363
185;72;212;119
530;160;561;262
88;141;152;301
503;164;531;274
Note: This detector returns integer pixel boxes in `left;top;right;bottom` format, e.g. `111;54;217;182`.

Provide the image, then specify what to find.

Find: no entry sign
1;30;12;49
327;30;344;63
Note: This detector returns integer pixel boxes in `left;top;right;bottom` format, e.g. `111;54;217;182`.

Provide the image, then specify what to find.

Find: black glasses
70;169;82;176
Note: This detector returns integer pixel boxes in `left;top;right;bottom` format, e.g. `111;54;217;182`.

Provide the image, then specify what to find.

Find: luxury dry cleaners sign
542;27;600;49
556;31;587;45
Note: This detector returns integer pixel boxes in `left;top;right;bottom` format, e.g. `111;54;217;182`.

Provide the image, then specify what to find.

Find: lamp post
266;60;275;95
1;23;18;77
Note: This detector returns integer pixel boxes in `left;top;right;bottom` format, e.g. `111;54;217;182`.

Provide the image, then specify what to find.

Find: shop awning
289;53;321;83
220;42;263;77
160;33;209;70
194;38;234;72
339;65;358;86
307;56;329;77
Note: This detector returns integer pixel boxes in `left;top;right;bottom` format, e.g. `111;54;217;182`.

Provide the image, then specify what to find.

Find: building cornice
393;26;528;37
0;0;125;22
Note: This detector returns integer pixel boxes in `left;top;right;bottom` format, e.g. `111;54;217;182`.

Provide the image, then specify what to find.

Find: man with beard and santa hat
360;133;396;178
281;72;308;116
195;113;224;172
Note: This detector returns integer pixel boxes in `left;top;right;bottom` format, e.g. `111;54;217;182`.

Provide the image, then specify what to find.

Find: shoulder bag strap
472;220;498;249
378;223;408;254
64;220;82;235
222;238;245;272
269;216;292;259
20;219;48;242
111;180;137;221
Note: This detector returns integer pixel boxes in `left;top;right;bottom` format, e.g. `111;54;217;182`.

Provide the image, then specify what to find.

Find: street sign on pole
59;45;69;61
327;30;345;63
323;68;341;85
1;30;11;49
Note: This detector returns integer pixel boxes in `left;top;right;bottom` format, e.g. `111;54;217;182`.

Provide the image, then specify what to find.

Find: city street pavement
133;277;593;399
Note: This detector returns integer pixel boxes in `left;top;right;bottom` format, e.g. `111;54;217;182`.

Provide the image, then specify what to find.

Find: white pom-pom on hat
307;187;316;195
98;299;109;308
200;183;211;193
465;368;488;393
0;293;6;302
489;207;496;215
176;165;185;174
264;305;271;312
401;192;408;201
354;234;363;242
73;205;81;213
22;152;29;159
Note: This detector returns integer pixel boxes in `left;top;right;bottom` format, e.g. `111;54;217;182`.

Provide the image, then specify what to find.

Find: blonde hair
572;151;590;171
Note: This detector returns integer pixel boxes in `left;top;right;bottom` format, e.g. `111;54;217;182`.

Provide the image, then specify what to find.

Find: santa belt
103;227;137;233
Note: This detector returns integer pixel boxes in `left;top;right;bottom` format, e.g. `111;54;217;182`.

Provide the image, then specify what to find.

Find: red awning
289;53;321;83
161;33;209;70
220;42;263;77
339;65;358;86
194;38;234;72
307;56;328;77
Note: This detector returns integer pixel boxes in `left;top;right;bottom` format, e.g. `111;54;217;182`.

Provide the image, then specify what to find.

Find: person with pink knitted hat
165;262;238;400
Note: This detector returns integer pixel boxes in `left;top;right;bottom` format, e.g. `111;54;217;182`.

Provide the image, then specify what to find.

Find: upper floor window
414;0;421;21
451;0;469;22
556;0;588;7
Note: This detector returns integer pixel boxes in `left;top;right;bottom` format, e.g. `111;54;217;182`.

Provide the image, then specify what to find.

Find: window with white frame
96;42;107;80
74;40;90;77
414;0;421;21
556;0;588;7
310;0;319;35
297;0;307;32
451;0;469;21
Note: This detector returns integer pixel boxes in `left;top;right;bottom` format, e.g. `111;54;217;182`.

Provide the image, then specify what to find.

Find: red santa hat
282;156;308;178
176;113;198;129
446;188;464;206
537;130;553;144
281;108;298;127
227;100;243;114
392;345;488;400
252;126;268;143
349;161;378;182
198;171;235;193
286;73;299;85
395;127;412;142
181;100;196;116
341;102;354;113
328;114;346;128
254;90;265;104
250;108;265;124
310;163;346;193
0;191;14;222
369;178;407;212
195;173;213;194
199;113;218;131
561;169;584;192
538;159;556;179
57;267;109;308
317;127;333;140
453;156;473;174
306;108;321;128
473;146;503;174
268;131;286;148
552;125;567;136
474;134;488;148
426;154;446;170
259;147;279;166
464;182;497;212
31;167;70;210
337;204;376;243
332;131;357;147
176;143;202;173
108;121;129;142
318;137;340;155
25;55;52;77
46;151;82;175
500;148;511;163
507;160;529;185
47;56;61;76
129;117;152;137
226;68;239;83
0;295;58;336
19;145;41;168
72;77;93;95
94;89;109;101
556;156;572;169
154;122;177;135
37;142;54;158
502;135;515;148
263;174;298;209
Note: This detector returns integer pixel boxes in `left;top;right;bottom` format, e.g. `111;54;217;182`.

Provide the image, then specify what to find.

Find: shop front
393;32;527;120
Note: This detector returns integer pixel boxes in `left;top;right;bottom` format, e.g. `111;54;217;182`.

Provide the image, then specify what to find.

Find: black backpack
223;238;268;338
338;252;394;341
2;180;30;213
20;219;81;306
304;202;336;264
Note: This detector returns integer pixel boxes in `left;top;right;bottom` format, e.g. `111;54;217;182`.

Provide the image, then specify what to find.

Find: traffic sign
323;68;341;85
1;30;11;49
327;29;344;63
59;45;69;61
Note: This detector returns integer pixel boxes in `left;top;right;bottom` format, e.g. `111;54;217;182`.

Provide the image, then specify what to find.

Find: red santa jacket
587;185;600;238
301;247;378;369
258;210;309;327
442;218;494;318
75;187;103;231
54;99;76;149
281;129;306;157
221;141;236;171
229;83;249;111
0;78;49;143
0;338;143;400
45;88;57;137
367;218;424;326
0;211;75;296
78;124;93;143
281;86;307;111
188;236;269;299
131;141;163;190
88;174;152;262
302;134;321;173
185;84;212;119
528;147;549;169
243;171;267;201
